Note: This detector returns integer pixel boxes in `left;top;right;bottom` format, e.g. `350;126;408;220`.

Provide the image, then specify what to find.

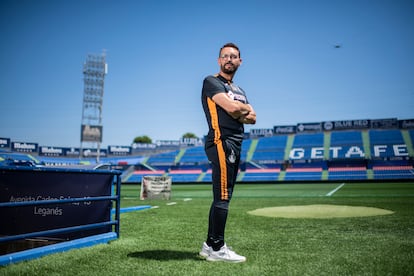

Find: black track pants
205;139;241;245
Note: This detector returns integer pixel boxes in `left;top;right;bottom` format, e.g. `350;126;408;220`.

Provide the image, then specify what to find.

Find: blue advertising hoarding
0;168;113;240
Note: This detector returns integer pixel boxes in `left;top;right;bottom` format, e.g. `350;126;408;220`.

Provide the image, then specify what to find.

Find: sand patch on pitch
248;204;393;219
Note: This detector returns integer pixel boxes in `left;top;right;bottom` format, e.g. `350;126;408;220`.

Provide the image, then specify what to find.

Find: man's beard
221;62;238;74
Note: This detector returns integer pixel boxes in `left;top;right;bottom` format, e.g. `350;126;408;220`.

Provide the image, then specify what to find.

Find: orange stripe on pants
207;97;228;200
216;140;228;200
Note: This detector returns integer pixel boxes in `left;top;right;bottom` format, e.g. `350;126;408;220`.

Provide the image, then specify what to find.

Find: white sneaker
206;244;246;263
199;242;212;259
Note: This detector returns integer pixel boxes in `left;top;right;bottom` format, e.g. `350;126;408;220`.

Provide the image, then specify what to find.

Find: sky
1;0;413;148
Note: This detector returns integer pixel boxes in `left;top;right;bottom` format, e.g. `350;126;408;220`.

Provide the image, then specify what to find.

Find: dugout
0;166;121;265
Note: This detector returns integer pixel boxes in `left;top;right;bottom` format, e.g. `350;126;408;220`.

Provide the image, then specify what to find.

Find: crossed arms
212;93;256;125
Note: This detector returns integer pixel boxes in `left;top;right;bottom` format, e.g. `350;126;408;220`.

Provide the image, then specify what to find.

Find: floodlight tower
80;51;107;162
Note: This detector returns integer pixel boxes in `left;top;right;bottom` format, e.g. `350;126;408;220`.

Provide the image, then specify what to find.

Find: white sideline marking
166;202;177;205
326;183;345;197
183;198;192;201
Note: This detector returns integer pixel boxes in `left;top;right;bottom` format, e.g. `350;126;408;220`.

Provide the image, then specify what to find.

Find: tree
133;135;152;144
182;132;198;139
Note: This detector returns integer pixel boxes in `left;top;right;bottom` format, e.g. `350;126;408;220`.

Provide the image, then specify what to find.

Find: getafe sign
289;144;409;160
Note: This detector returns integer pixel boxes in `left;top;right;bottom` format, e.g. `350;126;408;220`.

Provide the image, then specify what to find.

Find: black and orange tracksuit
201;74;249;249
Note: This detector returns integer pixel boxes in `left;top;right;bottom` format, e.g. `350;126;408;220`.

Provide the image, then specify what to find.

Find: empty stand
242;168;280;182
372;165;414;179
291;133;324;160
331;131;363;146
369;130;407;159
4;123;414;183
169;169;203;182
251;136;287;165
328;167;368;180
283;167;323;181
125;169;165;183
146;150;178;166
330;131;364;159
178;147;208;164
241;139;252;161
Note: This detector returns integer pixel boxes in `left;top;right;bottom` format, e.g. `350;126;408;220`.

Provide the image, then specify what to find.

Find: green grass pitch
2;182;414;275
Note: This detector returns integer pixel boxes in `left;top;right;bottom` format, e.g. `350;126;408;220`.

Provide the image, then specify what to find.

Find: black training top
201;74;249;146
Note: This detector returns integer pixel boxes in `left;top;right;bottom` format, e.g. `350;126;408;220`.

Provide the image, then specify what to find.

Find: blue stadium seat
252;136;287;162
328;169;367;180
369;129;404;144
242;169;280;182
369;130;406;158
179;147;208;164
331;131;363;146
168;169;202;182
284;171;322;181
147;151;179;165
293;133;324;147
372;166;414;179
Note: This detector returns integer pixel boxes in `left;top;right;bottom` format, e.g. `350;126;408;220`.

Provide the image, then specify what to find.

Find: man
200;43;256;263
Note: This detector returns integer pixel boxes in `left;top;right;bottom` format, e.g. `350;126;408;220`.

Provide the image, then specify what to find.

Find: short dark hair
219;43;241;58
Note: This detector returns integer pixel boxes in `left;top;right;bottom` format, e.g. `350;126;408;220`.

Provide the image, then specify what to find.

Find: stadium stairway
196;171;206;182
321;169;328;180
237;171;245;182
120;165;136;182
323;132;331;160
362;130;371;159
246;139;258;162
401;130;414;157
141;158;158;171
322;132;330;180
283;135;295;160
278;170;286;181
174;148;186;163
238;139;257;181
123;157;160;182
367;168;374;180
277;135;294;181
276;135;295;181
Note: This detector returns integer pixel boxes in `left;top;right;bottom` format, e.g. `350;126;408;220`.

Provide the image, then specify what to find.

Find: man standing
200;43;256;263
